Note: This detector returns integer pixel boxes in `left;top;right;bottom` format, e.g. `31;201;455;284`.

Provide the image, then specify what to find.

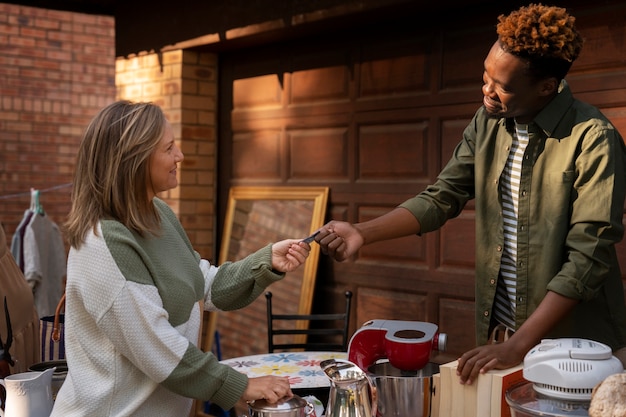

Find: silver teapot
321;359;376;417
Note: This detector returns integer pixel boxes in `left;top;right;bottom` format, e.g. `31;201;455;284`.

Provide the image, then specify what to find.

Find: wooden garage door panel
329;203;349;223
602;107;626;143
572;17;626;73
438;297;476;355
441;24;494;91
358;122;429;180
359;55;429;96
291;66;350;103
232;130;282;179
233;75;282;108
289;128;348;178
356;287;427;325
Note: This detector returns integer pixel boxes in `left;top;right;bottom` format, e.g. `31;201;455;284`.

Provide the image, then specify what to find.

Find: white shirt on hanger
23;212;66;318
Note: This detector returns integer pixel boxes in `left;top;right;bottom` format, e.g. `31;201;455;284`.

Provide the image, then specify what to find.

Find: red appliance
348;319;446;372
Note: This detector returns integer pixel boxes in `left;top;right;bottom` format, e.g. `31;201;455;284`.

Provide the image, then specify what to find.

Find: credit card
300;230;320;244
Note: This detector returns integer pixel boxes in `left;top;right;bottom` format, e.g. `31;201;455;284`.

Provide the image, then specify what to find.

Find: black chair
265;290;353;352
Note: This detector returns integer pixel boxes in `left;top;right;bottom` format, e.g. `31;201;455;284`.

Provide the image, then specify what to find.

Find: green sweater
51;198;285;417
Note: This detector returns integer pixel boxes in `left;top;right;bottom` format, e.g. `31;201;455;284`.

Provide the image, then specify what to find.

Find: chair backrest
266;290;353;353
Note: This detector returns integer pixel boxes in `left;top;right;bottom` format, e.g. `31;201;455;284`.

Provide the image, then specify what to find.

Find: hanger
30;188;44;215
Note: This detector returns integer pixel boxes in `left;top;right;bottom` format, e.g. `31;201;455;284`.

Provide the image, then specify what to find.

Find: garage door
215;7;626;360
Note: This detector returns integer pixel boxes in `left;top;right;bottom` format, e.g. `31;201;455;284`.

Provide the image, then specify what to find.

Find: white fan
523;338;624;400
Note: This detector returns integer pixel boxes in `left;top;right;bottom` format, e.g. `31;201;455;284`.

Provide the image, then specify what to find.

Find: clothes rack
0;183;72;201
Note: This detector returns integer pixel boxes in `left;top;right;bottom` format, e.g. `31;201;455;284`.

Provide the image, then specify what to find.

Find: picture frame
204;186;329;358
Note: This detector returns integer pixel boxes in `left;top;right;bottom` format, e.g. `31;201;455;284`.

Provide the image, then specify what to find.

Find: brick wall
0;3;115;243
0;3;218;265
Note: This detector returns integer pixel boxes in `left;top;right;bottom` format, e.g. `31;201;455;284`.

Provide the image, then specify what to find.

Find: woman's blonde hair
65;100;167;248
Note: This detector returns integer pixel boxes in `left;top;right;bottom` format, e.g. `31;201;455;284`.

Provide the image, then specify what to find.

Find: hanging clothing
0;221;40;372
10;209;35;272
22;212;66;318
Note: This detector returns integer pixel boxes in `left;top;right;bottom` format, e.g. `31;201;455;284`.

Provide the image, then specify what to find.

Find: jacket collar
502;80;575;136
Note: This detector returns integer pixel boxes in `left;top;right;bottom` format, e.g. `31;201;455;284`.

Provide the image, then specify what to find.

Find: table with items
220;351;347;415
221;351;346;389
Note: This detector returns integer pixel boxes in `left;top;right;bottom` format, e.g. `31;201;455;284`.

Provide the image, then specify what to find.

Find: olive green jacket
400;82;626;350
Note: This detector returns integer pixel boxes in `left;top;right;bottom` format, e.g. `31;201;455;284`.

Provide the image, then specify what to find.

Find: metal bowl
247;395;314;417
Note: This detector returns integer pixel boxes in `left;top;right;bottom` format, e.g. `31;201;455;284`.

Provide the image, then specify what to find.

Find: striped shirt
494;122;529;330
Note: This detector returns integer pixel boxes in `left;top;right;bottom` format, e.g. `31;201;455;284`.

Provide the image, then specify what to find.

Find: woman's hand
271;239;311;272
242;375;293;404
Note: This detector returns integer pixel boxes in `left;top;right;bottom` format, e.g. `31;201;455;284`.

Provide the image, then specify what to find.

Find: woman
53;100;311;416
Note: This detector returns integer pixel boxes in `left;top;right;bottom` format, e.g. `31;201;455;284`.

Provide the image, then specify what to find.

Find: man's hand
315;221;364;262
457;291;579;384
456;341;524;385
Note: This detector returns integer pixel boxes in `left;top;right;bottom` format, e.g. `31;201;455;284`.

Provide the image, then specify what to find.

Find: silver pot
246;395;315;417
368;361;439;417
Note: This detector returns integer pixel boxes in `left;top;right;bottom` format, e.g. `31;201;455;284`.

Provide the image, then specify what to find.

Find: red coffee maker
348;319;446;372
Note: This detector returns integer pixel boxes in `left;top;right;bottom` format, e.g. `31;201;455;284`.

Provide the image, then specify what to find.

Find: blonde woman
54;101;310;416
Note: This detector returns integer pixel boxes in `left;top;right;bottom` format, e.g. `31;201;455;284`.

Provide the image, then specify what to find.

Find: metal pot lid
249;395;307;411
506;382;590;417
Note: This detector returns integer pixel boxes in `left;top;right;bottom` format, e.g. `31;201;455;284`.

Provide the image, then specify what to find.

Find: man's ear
539;77;559;96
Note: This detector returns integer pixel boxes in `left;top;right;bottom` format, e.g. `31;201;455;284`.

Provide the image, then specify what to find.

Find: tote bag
39;293;65;362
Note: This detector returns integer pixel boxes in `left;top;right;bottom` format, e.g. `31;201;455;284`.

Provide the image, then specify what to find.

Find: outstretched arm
317;207;421;261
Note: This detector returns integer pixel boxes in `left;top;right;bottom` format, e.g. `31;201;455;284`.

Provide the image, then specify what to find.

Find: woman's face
147;121;184;199
481;41;554;124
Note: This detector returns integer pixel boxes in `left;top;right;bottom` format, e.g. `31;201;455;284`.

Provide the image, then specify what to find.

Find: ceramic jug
0;367;55;417
321;359;376;417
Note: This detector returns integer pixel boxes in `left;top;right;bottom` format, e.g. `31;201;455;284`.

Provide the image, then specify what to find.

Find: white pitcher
0;368;55;417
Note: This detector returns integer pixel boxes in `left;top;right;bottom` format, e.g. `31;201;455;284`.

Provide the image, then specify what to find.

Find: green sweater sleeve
211;243;285;310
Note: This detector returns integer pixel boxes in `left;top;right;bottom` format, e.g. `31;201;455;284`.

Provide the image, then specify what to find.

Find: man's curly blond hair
496;3;584;81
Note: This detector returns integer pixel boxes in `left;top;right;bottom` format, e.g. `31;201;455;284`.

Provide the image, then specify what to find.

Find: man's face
482;41;551;124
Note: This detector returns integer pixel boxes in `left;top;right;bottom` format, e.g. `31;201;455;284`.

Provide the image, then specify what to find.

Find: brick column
115;50;218;260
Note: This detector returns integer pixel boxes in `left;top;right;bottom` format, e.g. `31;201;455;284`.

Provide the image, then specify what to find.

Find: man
316;3;626;384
